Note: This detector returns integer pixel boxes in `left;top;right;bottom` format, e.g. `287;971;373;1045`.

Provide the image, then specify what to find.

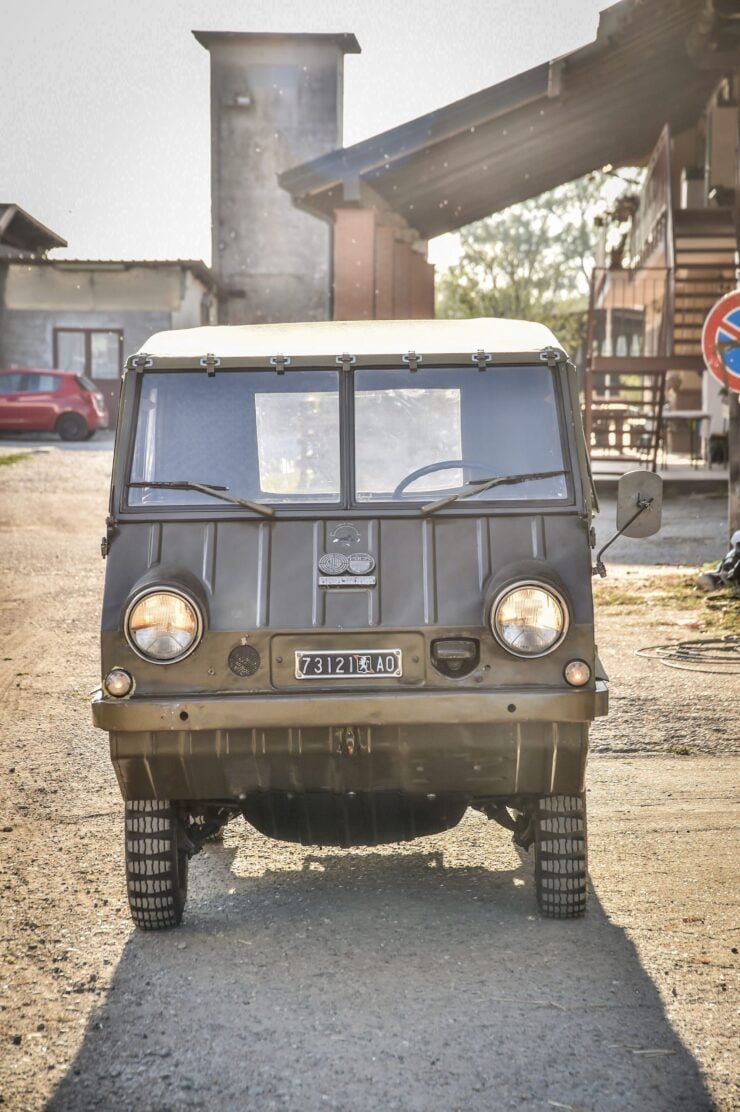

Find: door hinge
472;349;493;371
335;353;356;372
101;515;117;559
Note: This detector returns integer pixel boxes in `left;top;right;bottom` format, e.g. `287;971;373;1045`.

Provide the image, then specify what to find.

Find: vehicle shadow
47;829;712;1112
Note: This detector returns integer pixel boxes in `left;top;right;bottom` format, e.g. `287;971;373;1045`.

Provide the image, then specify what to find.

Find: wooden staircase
673;208;738;357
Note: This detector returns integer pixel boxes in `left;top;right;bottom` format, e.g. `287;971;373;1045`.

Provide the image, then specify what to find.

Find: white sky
2;0;608;267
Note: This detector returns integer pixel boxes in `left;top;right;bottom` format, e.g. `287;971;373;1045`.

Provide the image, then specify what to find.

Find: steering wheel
392;459;494;498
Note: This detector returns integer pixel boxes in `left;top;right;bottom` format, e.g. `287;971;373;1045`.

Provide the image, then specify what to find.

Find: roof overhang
280;0;740;239
9;257;217;290
0;204;67;253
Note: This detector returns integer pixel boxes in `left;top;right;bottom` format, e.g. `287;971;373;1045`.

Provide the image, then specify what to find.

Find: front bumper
91;681;608;732
93;685;606;801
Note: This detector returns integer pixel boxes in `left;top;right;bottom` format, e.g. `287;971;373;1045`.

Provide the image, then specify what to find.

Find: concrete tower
193;31;360;324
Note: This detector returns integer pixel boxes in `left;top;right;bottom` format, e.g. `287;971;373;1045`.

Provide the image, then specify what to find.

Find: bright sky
2;0;609;267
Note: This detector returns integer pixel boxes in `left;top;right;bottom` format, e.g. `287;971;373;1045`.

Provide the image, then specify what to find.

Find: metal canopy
279;0;740;239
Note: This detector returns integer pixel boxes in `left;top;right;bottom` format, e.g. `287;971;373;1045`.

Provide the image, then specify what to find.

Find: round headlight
491;582;568;658
125;589;202;663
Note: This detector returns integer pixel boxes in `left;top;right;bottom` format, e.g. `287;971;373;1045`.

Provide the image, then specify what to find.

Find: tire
84;428;97;440
56;412;89;441
125;800;189;930
534;793;587;919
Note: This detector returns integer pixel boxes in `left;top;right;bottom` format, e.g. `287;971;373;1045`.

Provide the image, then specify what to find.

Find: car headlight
125;588;203;663
490;582;568;658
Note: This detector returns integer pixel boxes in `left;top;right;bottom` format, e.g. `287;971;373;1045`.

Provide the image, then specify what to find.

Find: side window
32;374;62;393
0;373;23;393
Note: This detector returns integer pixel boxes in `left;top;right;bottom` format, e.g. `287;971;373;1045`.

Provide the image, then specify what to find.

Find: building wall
0;306;171;369
0;264;212;368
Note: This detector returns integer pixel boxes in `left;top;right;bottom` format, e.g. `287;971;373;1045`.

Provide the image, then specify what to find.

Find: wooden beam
590;356;704;373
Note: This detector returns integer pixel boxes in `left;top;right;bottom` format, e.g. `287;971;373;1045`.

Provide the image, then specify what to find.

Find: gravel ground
0;447;738;1112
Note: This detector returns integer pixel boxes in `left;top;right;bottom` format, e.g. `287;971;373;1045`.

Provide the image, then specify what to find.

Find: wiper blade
420;470;565;516
128;481;275;518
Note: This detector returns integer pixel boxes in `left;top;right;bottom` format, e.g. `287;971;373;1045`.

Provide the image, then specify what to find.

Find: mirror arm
593;496;653;578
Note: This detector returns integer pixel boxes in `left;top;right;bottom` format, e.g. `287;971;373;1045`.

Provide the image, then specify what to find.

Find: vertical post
333;208;377;320
730;102;740;536
729;391;740;536
373;225;396;320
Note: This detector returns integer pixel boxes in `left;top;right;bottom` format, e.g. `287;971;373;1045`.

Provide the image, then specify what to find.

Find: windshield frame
115;357;578;519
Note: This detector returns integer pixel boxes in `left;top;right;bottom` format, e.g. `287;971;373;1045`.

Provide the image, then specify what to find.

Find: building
0;250;216;420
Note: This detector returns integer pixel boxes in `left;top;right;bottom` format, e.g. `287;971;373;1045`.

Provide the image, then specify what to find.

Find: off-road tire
534;793;587;919
56;412;89;442
125;800;189;930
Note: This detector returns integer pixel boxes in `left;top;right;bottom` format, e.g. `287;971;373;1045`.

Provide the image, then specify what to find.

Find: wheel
84;428;97;440
125;800;189;930
56;412;89;441
534;793;587;919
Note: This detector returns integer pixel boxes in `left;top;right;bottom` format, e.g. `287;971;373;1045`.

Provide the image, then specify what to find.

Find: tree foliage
435;173;629;357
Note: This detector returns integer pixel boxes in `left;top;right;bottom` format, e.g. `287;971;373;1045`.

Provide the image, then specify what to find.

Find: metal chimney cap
192;30;361;54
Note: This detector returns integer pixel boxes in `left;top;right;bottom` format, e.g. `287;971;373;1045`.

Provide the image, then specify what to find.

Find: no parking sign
702;289;740;393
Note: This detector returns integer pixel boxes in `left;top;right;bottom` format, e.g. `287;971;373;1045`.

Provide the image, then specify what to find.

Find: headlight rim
489;579;570;659
124;585;204;665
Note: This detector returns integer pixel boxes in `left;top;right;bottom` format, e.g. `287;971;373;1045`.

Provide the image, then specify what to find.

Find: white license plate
295;649;402;679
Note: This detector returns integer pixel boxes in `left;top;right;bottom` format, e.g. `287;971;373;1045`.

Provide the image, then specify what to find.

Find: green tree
436;172;636;357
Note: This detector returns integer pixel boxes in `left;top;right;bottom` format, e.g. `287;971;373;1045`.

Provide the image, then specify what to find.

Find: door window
91;332;122;379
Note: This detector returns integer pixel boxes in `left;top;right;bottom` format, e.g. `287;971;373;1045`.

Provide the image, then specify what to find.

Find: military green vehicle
91;318;662;929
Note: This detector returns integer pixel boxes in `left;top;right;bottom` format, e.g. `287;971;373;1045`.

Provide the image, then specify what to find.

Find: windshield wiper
420;470;566;516
128;481;275;518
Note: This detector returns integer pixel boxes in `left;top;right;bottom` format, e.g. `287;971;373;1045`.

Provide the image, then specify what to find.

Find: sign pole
702;295;740;541
730;391;740;536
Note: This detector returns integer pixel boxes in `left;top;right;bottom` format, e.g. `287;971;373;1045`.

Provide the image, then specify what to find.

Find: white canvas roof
139;318;565;359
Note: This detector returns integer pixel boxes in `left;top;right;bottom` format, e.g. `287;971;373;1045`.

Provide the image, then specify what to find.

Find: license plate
295;649;402;679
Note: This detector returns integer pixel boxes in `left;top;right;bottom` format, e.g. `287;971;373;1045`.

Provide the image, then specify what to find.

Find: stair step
674;262;738;270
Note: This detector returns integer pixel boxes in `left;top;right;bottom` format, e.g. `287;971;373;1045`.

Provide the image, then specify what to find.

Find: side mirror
616;470;663;538
594;470;663;577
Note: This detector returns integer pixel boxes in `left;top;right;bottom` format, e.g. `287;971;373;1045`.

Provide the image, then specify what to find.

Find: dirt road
0;447;738;1111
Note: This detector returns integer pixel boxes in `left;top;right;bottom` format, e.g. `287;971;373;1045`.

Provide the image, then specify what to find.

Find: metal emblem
330;523;361;548
318;553;349;575
347;552;375;575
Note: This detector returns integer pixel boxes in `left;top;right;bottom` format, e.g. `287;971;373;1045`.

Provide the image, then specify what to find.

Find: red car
0;369;109;441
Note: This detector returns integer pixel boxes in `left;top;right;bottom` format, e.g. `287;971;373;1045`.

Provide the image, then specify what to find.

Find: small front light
125;588;202;663
564;660;591;686
104;669;133;697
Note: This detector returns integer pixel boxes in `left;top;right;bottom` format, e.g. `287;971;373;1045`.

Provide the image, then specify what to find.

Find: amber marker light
104;669;134;698
564;660;591;687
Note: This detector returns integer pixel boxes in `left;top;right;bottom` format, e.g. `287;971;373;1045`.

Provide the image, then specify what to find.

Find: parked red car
0;369;109;441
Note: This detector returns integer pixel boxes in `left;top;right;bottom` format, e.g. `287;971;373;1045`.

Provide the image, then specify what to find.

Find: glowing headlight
491;582;568;658
125;589;202;663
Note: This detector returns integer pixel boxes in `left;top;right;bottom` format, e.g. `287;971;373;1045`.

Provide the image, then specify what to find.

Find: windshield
354;365;568;501
126;364;569;509
127;370;340;506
